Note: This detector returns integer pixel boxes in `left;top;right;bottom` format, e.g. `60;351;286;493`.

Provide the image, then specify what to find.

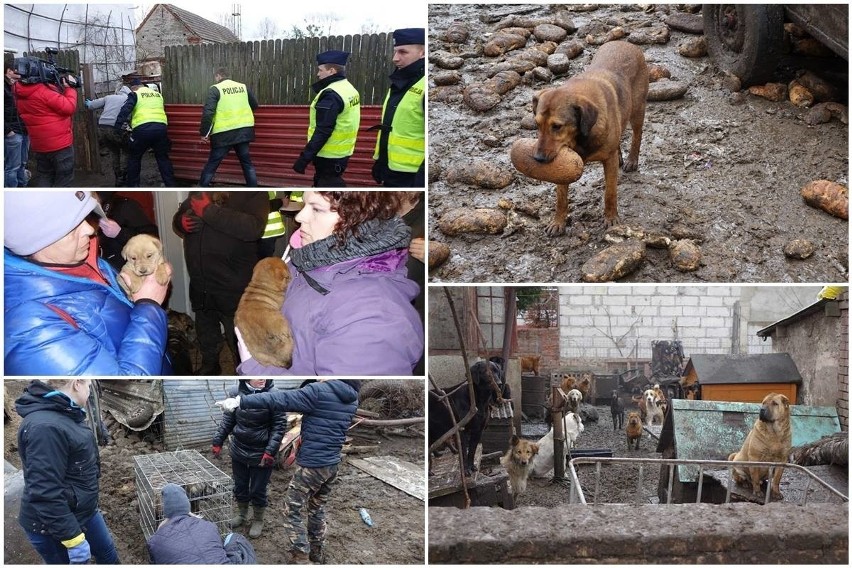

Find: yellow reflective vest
374;76;425;173
309;79;360;159
131;87;167;129
211;79;255;134
264;191;286;238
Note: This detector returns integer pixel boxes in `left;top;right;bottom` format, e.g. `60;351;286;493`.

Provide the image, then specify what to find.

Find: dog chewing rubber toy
510;138;584;185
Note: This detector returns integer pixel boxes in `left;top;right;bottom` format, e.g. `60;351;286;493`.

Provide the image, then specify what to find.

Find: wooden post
552;385;566;480
80;62;101;174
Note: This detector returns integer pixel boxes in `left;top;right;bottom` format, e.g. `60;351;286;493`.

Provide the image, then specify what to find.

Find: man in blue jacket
148;483;257;564
3;191;171;375
217;379;361;563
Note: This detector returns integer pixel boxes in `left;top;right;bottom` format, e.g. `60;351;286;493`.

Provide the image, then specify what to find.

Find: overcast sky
134;1;426;41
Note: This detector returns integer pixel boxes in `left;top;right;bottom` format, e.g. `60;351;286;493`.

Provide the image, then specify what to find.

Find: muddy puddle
427;4;848;283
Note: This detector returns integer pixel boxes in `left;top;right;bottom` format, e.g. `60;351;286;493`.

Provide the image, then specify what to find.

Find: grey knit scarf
289;217;411;273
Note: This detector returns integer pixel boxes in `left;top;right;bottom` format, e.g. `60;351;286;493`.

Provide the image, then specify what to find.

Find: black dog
610;389;625;430
429;360;504;476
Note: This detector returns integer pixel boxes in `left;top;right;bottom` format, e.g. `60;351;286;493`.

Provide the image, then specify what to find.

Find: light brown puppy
728;393;792;500
533;41;649;235
626;411;643;450
234;257;294;368
120;234;170;294
501;435;540;497
520;355;541;376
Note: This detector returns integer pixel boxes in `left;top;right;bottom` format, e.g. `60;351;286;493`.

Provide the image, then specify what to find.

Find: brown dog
626;411;643;450
532;41;649;235
119;234;170;294
728;393;792;500
500;435;540;496
520;355;541;376
234;257;294;368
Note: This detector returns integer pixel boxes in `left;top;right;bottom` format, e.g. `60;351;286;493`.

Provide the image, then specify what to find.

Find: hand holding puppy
123;262;172;305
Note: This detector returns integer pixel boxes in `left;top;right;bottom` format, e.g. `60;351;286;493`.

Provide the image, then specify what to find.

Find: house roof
137;4;240;43
683;353;803;385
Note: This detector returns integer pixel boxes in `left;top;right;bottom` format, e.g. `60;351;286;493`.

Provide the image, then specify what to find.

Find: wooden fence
162;33;396;105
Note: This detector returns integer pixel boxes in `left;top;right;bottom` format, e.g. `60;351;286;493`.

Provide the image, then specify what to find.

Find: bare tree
76;11;137;96
360;19;384;35
256;17;279;40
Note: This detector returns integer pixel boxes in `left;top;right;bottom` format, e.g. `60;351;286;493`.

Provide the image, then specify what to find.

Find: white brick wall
558;286;769;360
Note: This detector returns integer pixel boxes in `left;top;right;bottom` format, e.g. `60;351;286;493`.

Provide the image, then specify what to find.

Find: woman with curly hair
235;191;423;376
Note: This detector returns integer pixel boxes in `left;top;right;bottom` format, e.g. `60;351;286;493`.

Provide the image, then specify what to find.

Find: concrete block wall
840;293;849;430
559;286;742;360
137;7;199;60
429;503;848;564
557;286;823;362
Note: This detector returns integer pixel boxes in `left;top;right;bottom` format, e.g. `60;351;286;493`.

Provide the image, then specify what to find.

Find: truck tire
703;5;785;87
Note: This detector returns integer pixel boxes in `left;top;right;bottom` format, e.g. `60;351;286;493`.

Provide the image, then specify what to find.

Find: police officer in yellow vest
292;50;361;187
199;68;259;187
371;28;425;188
258;191;286;258
114;78;175;187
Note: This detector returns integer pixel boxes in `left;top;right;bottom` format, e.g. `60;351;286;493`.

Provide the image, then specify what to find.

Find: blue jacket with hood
239;380;360;468
4;247;169;375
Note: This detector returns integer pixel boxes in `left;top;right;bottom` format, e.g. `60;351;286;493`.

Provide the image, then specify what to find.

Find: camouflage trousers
284;464;338;554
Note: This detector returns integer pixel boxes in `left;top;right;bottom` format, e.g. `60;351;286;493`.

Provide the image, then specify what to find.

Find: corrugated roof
684;353;803;385
161;379;304;450
756;298;834;338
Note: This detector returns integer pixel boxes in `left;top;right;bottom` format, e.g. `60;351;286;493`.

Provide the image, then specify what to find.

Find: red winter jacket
13;82;77;152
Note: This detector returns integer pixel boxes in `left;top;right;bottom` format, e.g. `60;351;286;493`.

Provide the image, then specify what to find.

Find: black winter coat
16;380;101;541
5;79;27;135
172;191;268;314
213;380;287;466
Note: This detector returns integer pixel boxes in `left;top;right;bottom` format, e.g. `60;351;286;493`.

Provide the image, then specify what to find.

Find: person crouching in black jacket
212;379;287;538
16;379;120;564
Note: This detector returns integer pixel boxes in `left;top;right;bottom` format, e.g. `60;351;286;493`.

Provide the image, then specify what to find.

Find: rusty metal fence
165;103;382;187
568;456;848;505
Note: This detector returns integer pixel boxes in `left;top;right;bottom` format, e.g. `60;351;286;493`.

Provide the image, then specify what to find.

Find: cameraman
5;58;30;187
12;64;77;187
115;79;176;187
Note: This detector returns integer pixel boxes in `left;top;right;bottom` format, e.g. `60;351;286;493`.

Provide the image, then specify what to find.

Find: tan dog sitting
119;234;170;294
728;393;792;500
234;257;294;368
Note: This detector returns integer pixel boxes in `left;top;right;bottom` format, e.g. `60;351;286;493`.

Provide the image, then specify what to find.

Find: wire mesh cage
133;450;233;539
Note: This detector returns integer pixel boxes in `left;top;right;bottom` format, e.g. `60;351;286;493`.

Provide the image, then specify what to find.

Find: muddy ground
427;4;849;283
4;381;425;565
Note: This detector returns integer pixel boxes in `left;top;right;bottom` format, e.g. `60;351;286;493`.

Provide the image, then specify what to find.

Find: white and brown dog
636;387;665;427
500;435;540;497
532;412;584;478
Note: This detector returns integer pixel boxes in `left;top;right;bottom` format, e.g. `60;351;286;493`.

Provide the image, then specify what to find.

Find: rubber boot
309;543;325;564
289;550;312;564
231;501;249;529
248;506;266;538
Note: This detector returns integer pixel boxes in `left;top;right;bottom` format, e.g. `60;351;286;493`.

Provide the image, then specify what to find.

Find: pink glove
99;218;121;238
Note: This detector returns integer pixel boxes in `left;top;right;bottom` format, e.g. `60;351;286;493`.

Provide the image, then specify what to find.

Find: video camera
14;47;81;91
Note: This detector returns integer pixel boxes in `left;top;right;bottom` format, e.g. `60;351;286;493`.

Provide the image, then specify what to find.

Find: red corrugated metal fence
165;104;383;187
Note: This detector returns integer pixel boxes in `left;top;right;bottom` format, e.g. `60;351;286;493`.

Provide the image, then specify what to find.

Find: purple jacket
238;248;423;376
